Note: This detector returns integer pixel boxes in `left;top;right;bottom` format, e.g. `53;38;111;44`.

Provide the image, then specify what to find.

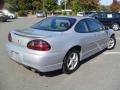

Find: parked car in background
36;10;45;17
77;12;84;16
90;12;120;31
0;9;16;19
84;11;96;15
6;16;116;74
0;11;8;22
77;11;96;16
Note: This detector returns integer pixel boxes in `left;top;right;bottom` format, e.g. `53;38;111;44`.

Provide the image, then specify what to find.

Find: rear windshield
31;17;76;31
36;11;43;13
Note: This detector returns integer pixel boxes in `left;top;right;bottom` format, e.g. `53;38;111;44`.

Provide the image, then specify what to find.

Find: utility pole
43;0;47;17
43;0;45;11
65;0;67;10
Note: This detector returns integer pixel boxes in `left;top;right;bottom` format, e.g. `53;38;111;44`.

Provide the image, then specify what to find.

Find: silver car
36;11;45;17
6;16;116;74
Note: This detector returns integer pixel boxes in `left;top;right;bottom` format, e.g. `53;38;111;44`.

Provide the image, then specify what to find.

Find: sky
100;0;113;5
58;0;114;5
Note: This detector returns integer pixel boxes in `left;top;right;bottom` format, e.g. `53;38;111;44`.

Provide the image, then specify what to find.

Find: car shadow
36;49;107;77
38;69;63;77
6;20;13;22
80;49;106;65
0;20;12;23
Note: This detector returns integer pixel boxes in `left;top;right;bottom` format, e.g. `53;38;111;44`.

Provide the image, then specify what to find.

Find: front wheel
107;36;116;50
63;49;80;74
112;23;119;31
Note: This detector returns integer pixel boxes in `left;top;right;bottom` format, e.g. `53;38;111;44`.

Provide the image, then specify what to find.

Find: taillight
8;33;12;42
27;40;51;51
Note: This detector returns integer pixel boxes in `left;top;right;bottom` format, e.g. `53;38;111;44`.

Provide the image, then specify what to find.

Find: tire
112;23;119;31
107;36;116;50
10;16;13;19
63;49;80;74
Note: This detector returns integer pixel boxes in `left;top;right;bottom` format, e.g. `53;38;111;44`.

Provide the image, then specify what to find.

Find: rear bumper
6;43;64;72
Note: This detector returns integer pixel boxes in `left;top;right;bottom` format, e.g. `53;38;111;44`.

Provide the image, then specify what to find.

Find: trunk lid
11;28;62;47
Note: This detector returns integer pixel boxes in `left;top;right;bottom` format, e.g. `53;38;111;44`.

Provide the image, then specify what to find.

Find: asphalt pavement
0;17;120;90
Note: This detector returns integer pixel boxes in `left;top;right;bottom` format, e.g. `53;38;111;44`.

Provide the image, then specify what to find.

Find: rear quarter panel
44;32;83;54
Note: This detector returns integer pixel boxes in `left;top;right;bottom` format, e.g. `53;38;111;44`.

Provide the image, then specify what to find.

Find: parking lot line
104;52;120;55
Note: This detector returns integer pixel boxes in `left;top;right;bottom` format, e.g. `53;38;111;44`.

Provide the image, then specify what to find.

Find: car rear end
6;30;63;72
36;11;45;17
6;16;78;73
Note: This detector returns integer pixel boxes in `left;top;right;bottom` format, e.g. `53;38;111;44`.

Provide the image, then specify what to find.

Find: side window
75;20;89;33
86;19;103;32
113;13;120;18
99;13;106;18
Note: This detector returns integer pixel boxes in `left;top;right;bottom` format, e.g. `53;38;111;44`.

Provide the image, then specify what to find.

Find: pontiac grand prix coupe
6;16;116;74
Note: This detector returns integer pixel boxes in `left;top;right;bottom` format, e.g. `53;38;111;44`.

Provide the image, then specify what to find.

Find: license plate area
10;51;19;61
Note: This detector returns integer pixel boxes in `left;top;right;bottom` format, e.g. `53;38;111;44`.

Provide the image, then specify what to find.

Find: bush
63;12;67;15
17;10;27;16
27;10;34;15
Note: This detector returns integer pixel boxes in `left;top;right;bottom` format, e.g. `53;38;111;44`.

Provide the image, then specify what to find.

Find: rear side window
86;19;103;32
97;13;106;18
37;18;52;28
112;13;120;18
75;20;89;33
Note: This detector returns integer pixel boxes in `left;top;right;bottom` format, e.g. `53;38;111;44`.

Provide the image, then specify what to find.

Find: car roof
88;12;120;17
93;12;120;14
48;15;92;20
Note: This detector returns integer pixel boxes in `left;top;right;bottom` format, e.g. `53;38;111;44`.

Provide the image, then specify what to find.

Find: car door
94;13;110;27
75;19;99;60
85;18;109;51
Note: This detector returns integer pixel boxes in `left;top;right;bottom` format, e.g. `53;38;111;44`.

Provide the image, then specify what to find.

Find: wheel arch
64;45;82;60
68;45;81;53
111;33;115;37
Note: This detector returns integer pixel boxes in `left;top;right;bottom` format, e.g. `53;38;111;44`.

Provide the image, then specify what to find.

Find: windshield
31;17;76;31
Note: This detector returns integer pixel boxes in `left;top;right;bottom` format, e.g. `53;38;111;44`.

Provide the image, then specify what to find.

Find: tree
5;0;19;11
60;0;73;9
5;0;33;11
32;0;42;11
110;2;120;12
98;5;109;11
44;0;58;12
60;0;99;12
18;0;33;10
18;0;27;10
71;0;81;13
79;0;100;11
60;0;65;9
